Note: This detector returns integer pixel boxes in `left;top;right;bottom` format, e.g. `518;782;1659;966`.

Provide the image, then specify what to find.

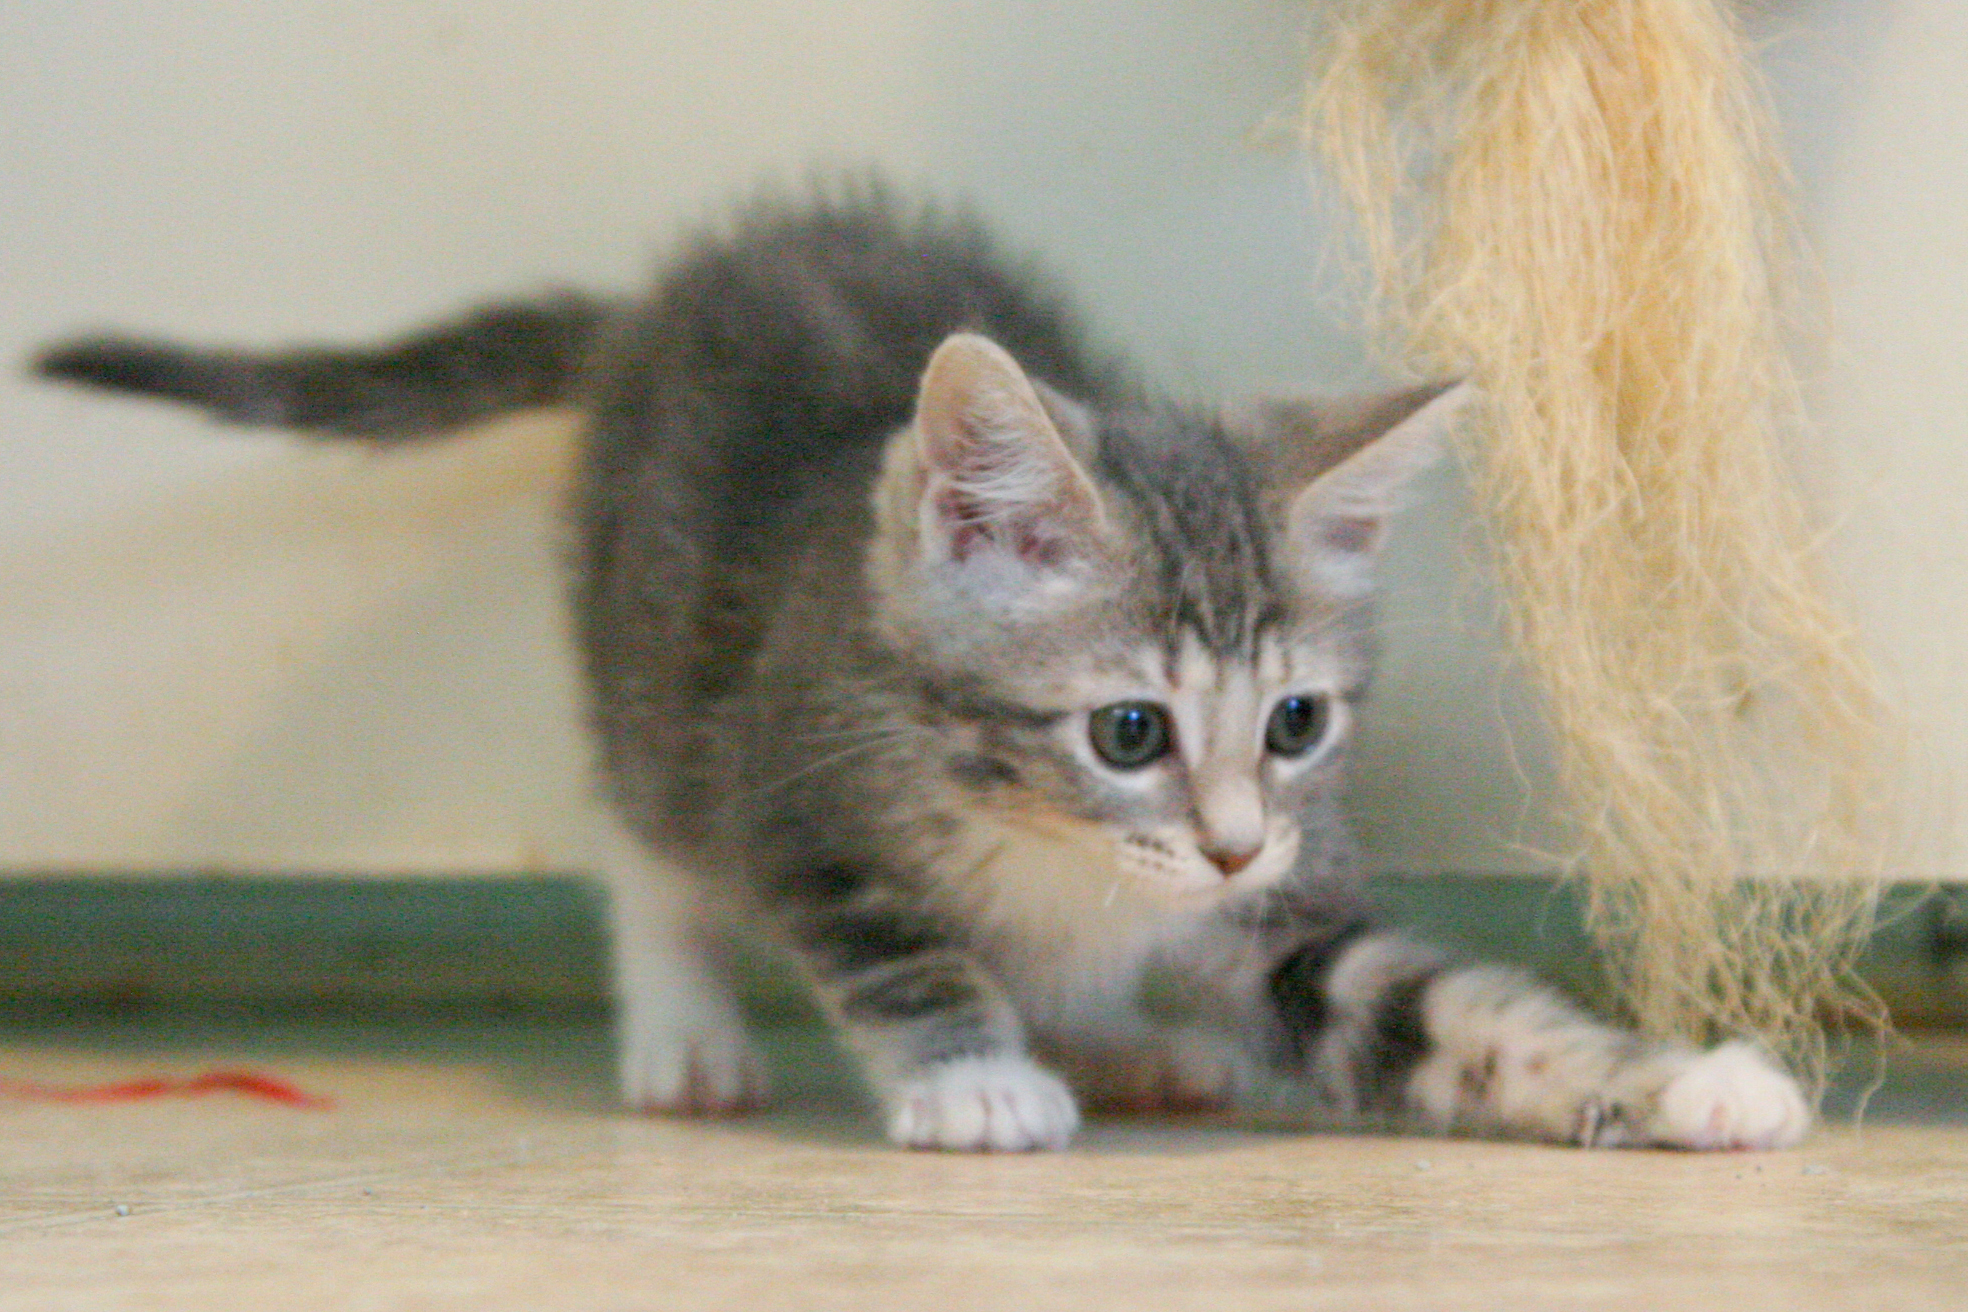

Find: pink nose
1205;845;1261;877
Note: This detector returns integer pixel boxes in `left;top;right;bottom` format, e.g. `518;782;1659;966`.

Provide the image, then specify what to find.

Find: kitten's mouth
1111;826;1299;896
1109;836;1212;901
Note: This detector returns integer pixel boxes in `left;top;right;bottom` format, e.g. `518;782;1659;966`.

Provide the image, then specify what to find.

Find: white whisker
744;736;907;797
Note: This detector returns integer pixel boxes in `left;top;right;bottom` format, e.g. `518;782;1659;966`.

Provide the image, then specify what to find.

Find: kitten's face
966;613;1360;899
869;333;1461;903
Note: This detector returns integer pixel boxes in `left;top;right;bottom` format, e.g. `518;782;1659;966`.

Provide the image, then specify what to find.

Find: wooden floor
2;1018;1963;1310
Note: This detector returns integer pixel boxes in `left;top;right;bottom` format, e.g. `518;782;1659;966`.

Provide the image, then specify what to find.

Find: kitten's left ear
909;332;1108;581
1234;382;1471;597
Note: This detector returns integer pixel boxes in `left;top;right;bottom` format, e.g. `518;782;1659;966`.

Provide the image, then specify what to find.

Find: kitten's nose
1196;776;1266;878
1204;843;1262;877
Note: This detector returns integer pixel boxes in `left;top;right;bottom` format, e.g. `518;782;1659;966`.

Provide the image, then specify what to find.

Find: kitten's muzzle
1203;843;1262;877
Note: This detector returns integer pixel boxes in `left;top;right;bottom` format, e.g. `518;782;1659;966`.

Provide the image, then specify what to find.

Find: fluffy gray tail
34;292;612;443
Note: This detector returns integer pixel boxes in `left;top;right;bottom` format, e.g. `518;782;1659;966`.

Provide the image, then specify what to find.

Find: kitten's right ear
1234;382;1470;598
904;333;1108;588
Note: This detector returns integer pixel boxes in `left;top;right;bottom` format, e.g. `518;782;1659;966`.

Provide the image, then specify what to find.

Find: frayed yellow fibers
1308;0;1897;1088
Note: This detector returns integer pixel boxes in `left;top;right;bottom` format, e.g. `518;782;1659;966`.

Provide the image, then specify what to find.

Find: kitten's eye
1265;694;1331;758
1088;701;1172;770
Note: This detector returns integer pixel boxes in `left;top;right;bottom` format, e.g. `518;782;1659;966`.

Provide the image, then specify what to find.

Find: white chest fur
937;812;1219;1037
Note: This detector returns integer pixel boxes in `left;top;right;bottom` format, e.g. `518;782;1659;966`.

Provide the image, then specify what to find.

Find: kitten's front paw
1586;1041;1809;1151
887;1055;1080;1152
1648;1041;1809;1150
619;1022;769;1117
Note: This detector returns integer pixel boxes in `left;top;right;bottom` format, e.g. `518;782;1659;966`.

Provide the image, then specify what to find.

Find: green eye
1265;694;1331;757
1088;701;1172;770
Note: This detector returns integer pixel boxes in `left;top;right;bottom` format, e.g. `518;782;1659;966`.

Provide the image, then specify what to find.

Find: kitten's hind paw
1069;1031;1246;1115
887;1055;1080;1152
619;1024;769;1118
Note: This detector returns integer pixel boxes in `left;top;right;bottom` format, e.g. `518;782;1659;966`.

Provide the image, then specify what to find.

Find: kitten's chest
942;815;1210;1032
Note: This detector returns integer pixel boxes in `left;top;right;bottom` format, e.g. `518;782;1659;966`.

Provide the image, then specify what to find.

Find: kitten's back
570;190;1118;832
580;191;1115;547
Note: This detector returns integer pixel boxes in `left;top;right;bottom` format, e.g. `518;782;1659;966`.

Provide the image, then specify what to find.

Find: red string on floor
0;1069;334;1109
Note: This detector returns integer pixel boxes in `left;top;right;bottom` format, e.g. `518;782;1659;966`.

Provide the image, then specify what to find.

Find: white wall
0;1;1956;878
1775;0;1968;881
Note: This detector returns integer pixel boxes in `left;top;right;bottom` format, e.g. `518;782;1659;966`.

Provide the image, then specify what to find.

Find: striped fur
33;184;1808;1152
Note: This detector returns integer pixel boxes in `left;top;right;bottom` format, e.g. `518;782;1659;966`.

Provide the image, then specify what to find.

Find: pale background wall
0;0;1958;879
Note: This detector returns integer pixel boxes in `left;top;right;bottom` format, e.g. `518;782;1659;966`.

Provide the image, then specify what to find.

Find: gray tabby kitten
39;188;1807;1152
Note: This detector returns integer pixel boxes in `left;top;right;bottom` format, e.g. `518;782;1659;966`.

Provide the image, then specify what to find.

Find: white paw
1646;1041;1810;1151
887;1055;1080;1152
619;1019;768;1117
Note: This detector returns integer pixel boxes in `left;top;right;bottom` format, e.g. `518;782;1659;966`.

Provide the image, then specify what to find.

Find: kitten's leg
600;815;767;1116
1395;961;1811;1149
1265;927;1809;1149
1046;1025;1248;1115
787;880;1077;1151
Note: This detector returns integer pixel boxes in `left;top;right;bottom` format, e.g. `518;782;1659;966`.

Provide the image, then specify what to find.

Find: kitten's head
869;333;1465;899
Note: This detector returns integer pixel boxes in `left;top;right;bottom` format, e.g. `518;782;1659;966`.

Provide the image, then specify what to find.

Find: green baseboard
0;875;610;1010
0;873;1961;1027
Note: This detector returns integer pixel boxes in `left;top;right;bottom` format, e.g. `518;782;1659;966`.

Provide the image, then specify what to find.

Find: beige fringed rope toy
1308;0;1896;1084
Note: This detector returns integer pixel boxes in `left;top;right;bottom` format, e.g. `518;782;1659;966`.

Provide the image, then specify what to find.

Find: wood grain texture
0;1022;1962;1310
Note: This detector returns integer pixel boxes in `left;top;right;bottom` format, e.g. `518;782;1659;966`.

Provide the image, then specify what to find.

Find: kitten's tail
33;292;613;443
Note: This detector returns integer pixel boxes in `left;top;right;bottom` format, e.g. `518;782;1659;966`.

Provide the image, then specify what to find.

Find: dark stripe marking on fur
1266;918;1372;1068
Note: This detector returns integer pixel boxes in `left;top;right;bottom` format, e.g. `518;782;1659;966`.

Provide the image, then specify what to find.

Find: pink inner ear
1321;516;1380;555
936;486;994;561
935;486;1071;567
